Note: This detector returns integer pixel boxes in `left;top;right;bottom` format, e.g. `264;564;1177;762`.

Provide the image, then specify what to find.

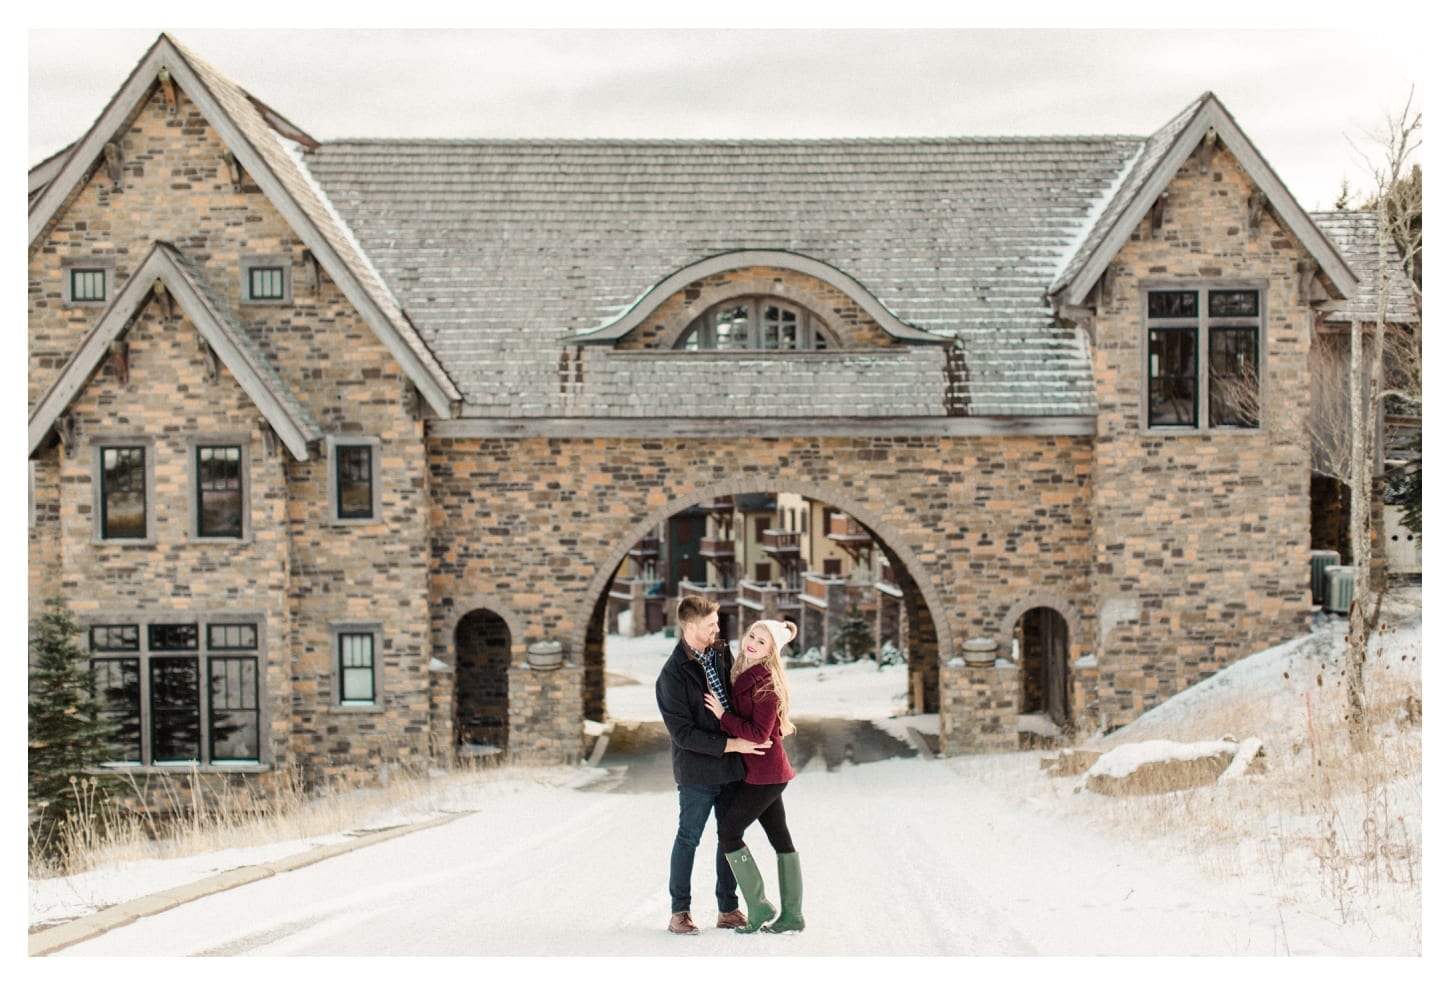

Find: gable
1051;93;1358;310
30;243;324;460
28;33;459;418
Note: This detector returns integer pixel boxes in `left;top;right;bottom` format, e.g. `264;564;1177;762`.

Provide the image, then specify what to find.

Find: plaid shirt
688;642;734;715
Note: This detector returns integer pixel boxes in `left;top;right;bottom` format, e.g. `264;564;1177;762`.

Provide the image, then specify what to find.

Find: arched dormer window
675;298;833;351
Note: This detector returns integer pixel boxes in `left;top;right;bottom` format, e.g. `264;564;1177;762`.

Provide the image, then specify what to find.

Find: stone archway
574;480;953;725
1002;593;1082;733
454;608;512;750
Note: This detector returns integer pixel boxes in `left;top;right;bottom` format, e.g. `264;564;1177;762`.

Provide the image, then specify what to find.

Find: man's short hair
676;594;719;627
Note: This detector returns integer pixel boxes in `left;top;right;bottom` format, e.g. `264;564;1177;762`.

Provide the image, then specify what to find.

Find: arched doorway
577;483;949;728
455;609;511;750
1017;606;1070;730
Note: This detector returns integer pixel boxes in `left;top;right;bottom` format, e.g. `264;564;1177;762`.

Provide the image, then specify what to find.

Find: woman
703;619;805;934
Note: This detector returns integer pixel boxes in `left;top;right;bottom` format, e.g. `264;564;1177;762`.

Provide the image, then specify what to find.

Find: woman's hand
704;690;724;720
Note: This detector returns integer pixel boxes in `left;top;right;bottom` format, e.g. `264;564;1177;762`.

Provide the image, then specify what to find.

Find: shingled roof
1309;210;1420;325
303;136;1143;418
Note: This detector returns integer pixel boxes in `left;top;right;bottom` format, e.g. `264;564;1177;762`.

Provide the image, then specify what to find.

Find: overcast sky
27;19;1424;212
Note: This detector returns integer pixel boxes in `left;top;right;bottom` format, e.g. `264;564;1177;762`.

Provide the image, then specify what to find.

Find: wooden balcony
627;535;660;560
698;536;735;559
760;529;800;557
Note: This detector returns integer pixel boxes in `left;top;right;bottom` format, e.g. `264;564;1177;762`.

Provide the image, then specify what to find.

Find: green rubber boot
724;845;778;933
762;852;804;933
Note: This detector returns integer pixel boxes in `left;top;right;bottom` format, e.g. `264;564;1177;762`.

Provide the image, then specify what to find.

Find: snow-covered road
51;751;1348;957
39;620;1421;958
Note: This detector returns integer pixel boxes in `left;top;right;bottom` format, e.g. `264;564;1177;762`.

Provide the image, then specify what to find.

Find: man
655;594;771;935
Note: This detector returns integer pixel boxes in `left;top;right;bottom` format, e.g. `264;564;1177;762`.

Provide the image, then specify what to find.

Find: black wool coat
655;639;747;787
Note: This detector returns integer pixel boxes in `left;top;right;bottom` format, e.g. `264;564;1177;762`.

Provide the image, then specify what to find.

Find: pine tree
28;598;116;827
832;604;875;663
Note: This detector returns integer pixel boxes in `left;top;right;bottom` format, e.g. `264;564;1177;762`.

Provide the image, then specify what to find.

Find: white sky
23;9;1427;212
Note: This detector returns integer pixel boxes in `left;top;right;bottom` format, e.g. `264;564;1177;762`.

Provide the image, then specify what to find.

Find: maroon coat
718;663;796;785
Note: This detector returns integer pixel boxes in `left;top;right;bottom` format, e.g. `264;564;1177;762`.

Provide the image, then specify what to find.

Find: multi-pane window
70;268;108;303
196;445;244;538
334;443;375;520
247;266;286;301
240;257;291;304
100;446;147;539
89;620;261;766
676;298;831;350
338;631;376;704
1146;287;1262;429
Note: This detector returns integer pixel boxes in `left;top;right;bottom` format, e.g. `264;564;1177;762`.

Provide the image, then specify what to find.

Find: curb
28;811;470;956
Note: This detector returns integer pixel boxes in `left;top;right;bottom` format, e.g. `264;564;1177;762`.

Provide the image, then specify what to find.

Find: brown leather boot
716;909;748;929
668;911;700;935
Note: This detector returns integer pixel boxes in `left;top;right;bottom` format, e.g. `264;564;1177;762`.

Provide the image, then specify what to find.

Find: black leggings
717;781;795;854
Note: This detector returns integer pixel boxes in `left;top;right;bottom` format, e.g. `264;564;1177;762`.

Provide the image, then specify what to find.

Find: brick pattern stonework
427;434;1097;758
30;68;1347;790
29;84;434;794
1086;143;1315;727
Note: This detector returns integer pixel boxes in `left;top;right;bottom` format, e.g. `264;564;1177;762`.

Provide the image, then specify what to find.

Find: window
240;256;292;304
71;269;108;302
89;619;262;766
676;298;832;350
63;258;114;305
98;444;150;540
337;629;378;705
1146;287;1262;429
329;438;381;522
194;443;247;539
248;266;286;301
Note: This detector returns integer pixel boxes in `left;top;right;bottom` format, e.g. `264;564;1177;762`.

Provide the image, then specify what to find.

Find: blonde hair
732;620;796;736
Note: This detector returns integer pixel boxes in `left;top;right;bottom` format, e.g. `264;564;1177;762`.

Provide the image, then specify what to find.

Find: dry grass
1051;591;1421;935
27;758;506;881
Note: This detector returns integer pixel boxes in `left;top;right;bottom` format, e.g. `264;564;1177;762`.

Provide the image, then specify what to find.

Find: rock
1084;739;1238;796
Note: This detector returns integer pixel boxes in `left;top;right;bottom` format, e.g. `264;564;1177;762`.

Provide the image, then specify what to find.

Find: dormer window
676;298;832;351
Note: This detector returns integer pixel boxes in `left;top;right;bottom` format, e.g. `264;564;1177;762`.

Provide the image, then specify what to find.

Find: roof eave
27;33;460;420
29;243;323;460
1054;96;1359;310
565;250;949;347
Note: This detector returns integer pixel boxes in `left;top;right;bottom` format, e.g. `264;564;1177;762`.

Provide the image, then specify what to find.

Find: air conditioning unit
1309;549;1340;605
1324;565;1355;615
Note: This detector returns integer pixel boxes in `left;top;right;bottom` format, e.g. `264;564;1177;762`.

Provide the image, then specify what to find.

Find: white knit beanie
761;619;797;656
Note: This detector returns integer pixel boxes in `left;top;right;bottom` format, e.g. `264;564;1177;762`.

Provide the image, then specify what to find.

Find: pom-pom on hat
760;620;797;656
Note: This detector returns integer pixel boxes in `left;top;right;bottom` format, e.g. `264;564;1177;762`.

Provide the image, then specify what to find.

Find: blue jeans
669;782;739;914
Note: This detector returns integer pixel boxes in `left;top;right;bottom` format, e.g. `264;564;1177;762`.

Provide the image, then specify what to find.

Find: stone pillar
508;646;585;764
937;637;1019;755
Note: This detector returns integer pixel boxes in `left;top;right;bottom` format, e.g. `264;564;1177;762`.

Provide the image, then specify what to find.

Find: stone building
27;34;1417;792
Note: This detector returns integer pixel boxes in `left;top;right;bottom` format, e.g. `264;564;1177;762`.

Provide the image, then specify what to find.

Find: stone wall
1086;140;1317;727
508;663;587;764
29;81;433;791
428;433;1097;753
938;659;1020;755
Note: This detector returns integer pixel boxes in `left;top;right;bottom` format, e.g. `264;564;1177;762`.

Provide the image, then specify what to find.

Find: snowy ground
27;598;1429;966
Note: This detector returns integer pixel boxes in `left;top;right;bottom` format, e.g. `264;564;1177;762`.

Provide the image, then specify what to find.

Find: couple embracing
654;594;805;936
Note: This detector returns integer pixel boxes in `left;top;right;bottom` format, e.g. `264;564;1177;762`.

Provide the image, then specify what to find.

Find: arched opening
454;609;511;752
1016;606;1071;731
577;485;948;782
